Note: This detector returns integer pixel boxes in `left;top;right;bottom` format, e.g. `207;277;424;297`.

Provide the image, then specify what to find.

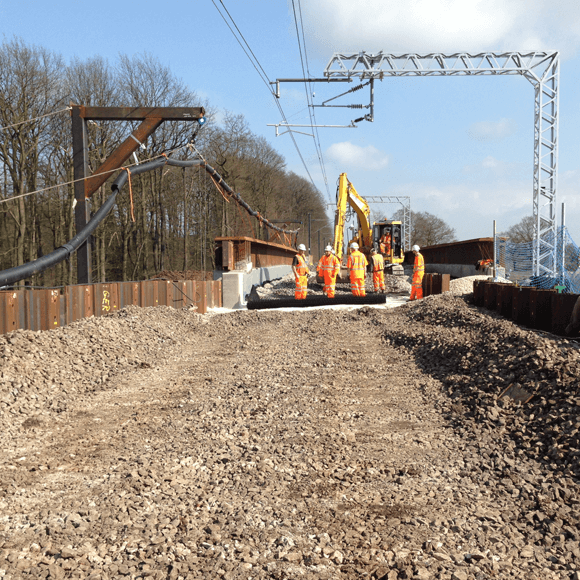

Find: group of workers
292;242;425;301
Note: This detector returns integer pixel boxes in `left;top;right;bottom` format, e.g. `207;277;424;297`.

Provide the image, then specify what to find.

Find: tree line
0;38;329;286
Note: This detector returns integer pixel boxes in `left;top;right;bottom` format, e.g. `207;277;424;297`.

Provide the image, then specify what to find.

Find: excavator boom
333;173;373;262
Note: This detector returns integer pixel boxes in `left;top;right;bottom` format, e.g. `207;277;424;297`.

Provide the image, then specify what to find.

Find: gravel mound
1;296;580;579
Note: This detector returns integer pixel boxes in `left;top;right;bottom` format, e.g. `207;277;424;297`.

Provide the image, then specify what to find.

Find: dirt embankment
0;296;579;580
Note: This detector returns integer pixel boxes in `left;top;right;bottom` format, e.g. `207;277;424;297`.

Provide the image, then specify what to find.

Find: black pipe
0;156;300;287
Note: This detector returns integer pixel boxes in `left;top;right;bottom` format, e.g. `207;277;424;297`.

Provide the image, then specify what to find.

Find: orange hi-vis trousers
322;274;337;298
350;276;366;297
295;275;308;299
373;270;385;292
410;274;423;300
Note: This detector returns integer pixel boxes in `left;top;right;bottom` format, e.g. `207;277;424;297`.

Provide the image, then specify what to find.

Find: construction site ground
1;289;580;580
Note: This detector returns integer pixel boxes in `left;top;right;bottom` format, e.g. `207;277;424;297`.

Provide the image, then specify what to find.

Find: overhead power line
211;0;320;195
291;0;331;202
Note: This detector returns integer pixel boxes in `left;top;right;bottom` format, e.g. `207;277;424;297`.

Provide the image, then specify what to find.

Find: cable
211;0;319;193
0;141;195;205
293;0;331;201
0;106;72;132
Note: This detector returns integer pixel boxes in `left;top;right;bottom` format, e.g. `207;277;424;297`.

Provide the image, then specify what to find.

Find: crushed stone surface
1;296;580;579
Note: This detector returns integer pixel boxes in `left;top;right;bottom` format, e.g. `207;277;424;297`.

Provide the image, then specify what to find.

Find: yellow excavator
331;173;405;279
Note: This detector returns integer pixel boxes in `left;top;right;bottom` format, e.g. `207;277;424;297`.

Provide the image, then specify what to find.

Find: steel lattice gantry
324;51;560;278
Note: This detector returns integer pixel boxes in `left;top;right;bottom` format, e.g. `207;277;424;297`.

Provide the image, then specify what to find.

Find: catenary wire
292;0;331;201
211;0;319;192
0;106;72;132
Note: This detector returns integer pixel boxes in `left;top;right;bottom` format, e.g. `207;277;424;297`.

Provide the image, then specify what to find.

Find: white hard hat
297;244;307;251
351;242;359;250
325;245;333;252
412;245;420;252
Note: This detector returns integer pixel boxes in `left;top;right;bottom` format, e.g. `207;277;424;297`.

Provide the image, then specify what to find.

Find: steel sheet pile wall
473;280;578;336
0;279;221;335
422;273;450;297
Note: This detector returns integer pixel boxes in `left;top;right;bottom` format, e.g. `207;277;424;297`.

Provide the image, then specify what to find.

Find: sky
1;0;580;244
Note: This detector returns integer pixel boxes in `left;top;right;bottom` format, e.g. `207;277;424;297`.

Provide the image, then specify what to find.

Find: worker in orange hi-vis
370;248;386;293
317;245;341;298
347;242;368;297
292;244;309;299
410;244;425;301
380;231;392;257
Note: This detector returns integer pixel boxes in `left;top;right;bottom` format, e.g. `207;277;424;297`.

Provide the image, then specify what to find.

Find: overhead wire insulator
347;82;369;94
347;104;364;109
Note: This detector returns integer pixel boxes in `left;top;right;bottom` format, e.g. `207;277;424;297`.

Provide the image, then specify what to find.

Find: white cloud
468;118;517;141
462;155;527;180
300;0;580;57
325;141;389;170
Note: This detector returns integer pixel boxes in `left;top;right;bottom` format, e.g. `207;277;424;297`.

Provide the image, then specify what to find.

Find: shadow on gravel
384;294;580;484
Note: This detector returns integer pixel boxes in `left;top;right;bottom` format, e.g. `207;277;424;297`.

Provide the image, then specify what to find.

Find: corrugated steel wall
473;280;578;336
0;279;222;335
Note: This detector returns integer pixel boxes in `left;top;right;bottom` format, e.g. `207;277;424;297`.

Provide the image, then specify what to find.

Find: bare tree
502;215;534;243
0;38;65;278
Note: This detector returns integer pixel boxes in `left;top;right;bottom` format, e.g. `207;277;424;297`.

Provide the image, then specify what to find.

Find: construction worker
317;245;341;298
410;244;425;301
380;230;392;257
292;244;309;299
370;248;386;293
347;242;368;297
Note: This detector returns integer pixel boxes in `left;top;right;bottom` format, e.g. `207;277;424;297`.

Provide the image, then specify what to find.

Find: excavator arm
333;173;373;263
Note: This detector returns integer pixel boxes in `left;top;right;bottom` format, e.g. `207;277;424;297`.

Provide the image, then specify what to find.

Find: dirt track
1;296;580;580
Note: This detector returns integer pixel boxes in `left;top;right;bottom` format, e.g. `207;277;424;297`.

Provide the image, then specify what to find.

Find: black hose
0;156;300;287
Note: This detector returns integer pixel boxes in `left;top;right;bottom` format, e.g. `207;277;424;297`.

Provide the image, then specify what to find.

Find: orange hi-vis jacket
317;254;340;276
380;233;391;254
347;250;368;278
295;254;309;276
413;252;425;280
371;253;384;272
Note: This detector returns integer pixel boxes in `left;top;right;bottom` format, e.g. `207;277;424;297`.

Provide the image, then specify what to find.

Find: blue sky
2;0;580;243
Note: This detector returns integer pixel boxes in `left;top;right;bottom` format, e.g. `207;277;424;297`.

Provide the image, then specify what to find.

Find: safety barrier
496;227;580;293
0;279;222;335
473;280;578;335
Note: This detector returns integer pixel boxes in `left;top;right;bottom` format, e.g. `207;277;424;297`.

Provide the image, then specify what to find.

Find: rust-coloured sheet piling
0;278;222;335
551;293;579;335
422;274;432;297
94;284;119;317
499;284;515;318
119;282;140;308
198;282;207;314
140;281;159;308
529;289;556;332
0;291;19;334
30;288;60;331
476;282;578;336
65;285;95;324
513;286;532;326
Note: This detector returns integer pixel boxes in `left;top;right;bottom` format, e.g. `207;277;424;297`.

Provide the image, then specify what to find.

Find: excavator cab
373;221;404;268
